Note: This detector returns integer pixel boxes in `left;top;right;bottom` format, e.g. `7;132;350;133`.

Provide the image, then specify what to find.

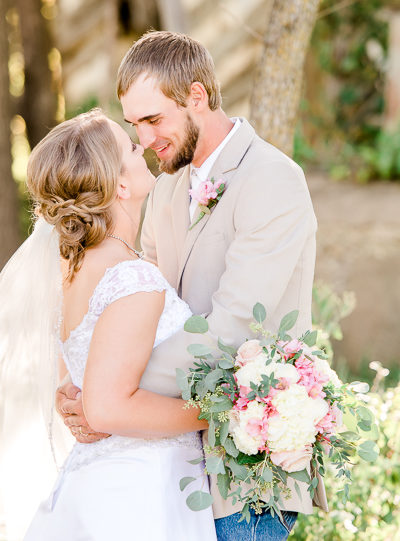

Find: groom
58;31;328;540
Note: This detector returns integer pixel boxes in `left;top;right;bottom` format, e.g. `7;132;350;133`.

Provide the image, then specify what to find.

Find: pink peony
235;339;263;367
270;446;313;473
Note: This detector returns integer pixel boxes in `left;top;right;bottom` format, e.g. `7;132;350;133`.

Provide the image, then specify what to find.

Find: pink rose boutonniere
188;177;225;230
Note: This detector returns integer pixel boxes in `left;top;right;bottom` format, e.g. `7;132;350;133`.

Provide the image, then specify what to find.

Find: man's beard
157;114;199;175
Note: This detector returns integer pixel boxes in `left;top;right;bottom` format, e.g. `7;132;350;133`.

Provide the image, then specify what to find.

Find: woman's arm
83;290;207;437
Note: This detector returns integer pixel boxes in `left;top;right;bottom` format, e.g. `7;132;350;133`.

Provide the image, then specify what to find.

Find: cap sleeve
89;260;169;316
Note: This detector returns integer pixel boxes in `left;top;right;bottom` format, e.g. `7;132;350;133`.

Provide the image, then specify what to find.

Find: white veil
0;217;72;540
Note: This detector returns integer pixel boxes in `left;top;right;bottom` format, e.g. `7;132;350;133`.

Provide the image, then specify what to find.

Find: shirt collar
190;118;241;183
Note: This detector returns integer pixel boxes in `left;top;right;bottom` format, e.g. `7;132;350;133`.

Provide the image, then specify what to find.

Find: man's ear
116;180;131;200
189;82;208;110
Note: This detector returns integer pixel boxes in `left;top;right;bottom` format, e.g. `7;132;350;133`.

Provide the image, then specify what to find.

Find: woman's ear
116;180;131;200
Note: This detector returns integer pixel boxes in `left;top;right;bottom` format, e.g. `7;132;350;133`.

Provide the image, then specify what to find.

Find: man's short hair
117;31;222;111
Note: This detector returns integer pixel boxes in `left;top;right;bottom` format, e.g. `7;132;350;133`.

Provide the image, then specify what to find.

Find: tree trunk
0;4;22;269
15;0;57;149
384;10;400;132
250;0;320;156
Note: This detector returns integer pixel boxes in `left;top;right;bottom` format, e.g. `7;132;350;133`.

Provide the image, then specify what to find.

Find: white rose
270;447;312;473
235;339;263;366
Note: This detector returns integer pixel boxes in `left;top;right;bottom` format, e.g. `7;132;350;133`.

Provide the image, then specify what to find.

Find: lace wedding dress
24;260;217;541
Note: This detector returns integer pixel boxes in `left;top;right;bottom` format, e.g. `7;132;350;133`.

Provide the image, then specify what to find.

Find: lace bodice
60;260;201;474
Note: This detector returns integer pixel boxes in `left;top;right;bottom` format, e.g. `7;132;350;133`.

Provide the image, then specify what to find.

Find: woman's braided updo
27;109;122;281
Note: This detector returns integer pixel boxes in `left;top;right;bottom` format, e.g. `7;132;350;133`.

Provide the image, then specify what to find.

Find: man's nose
136;125;156;150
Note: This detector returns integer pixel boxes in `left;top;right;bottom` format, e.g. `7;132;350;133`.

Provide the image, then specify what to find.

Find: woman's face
109;121;155;203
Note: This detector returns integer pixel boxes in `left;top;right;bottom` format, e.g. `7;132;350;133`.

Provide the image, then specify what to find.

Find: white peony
267;413;317;452
235;354;270;388
273;363;300;384
313;357;342;387
235;357;299;389
229;401;266;455
267;384;330;452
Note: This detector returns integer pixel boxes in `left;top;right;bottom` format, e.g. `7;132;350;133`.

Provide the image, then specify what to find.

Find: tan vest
139;118;328;518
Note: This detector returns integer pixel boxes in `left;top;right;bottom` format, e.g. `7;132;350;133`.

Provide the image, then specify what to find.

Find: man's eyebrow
124;113;161;125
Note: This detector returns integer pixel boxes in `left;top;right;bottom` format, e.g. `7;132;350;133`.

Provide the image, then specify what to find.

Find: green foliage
290;282;400;539
296;1;400;181
289;382;400;540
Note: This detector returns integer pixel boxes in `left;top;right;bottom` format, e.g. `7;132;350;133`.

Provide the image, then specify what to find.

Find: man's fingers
60;397;84;417
69;425;110;444
64;415;87;428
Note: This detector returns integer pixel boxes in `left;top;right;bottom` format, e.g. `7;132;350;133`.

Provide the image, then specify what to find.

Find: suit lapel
176;118;256;287
170;166;190;287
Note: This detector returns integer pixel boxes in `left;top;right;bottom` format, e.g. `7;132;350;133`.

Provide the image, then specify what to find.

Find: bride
0;109;216;541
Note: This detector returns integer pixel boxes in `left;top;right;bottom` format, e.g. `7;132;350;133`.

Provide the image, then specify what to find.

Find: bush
290;382;400;540
289;284;400;539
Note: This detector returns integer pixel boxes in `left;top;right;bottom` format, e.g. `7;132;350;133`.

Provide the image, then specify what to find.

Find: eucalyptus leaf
228;459;248;481
217;473;231;500
179;477;196;491
195;379;209;400
224;437;239;458
261;468;273;483
340;431;361;442
186;491;213;511
219;357;235;369
302;330;318;347
288;469;311;483
210;397;232;413
294;481;302;500
187;343;213;357
176;368;190;400
188;456;204;465
204;368;224;392
253;303;266;323
206;455;226;475
218;338;237;356
356;406;374;423
219;421;229;445
278;310;299;336
358;440;379;462
184;315;209;334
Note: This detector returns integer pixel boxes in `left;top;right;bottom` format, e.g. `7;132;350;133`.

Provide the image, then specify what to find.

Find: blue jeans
215;509;297;541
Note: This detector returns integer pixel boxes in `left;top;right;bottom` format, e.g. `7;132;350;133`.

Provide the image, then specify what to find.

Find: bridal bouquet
177;304;378;522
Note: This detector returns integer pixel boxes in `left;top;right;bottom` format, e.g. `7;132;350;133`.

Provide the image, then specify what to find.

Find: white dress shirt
189;118;241;221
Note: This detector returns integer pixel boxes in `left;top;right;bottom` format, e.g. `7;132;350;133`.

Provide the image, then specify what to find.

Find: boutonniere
188;177;225;230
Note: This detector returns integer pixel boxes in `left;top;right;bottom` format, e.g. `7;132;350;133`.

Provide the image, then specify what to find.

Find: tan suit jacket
139;118;328;518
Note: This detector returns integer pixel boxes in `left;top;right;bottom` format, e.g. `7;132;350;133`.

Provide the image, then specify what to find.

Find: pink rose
235;339;263;366
270;446;313;473
189;179;222;205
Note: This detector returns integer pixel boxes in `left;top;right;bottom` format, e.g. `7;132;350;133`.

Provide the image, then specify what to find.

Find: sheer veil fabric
0;218;72;540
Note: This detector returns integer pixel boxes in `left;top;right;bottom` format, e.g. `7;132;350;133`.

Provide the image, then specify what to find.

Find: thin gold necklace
107;234;144;259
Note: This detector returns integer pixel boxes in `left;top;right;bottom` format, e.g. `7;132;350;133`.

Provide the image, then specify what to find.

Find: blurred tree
0;5;22;269
384;1;400;131
250;0;321;156
15;0;58;148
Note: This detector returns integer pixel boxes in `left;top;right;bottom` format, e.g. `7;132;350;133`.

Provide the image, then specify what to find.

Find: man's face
120;74;199;174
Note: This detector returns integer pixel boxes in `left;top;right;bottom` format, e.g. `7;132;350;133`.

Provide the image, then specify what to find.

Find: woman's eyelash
131;141;137;151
